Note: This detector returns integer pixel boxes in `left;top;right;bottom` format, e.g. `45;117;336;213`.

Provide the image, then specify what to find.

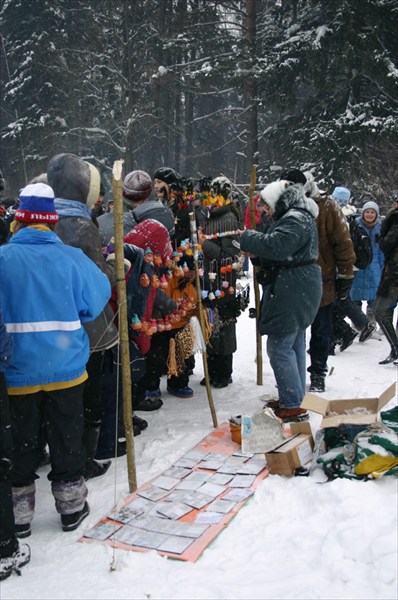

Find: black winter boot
83;426;111;481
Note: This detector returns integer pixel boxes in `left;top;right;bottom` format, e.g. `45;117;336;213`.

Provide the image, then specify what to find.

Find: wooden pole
189;213;218;428
112;160;137;492
248;166;263;386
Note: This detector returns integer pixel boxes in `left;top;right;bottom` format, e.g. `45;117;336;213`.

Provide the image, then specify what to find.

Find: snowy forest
0;0;397;204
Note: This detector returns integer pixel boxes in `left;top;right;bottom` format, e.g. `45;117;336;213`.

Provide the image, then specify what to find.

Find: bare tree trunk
244;0;258;180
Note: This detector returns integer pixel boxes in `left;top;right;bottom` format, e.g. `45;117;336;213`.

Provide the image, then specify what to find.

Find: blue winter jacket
350;217;384;302
240;185;322;336
0;227;111;388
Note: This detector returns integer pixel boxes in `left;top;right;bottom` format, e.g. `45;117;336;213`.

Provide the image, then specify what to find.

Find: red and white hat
124;219;172;263
15;183;59;223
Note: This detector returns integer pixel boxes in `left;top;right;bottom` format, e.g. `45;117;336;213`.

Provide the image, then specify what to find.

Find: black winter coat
377;207;398;298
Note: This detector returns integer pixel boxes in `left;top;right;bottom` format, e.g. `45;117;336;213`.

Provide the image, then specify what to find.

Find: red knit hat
122;170;152;202
124;219;173;263
15;183;59;223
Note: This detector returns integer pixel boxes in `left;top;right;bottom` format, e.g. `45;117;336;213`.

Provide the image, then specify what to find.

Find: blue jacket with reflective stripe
0;227;111;388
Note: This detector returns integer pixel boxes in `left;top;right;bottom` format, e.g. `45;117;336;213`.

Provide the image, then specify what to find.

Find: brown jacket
315;194;356;307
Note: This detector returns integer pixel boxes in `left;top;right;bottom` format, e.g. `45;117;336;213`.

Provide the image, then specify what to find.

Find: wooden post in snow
112;160;137;492
248;166;263;386
189;212;218;428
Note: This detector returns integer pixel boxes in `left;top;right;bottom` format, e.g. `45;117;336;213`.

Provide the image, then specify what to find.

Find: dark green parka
240;184;322;336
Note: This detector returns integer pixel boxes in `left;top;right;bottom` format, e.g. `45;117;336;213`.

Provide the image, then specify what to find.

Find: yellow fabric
354;454;398;476
10;222;52;234
8;371;88;395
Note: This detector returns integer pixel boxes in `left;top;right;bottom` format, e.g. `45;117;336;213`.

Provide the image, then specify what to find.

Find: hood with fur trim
47;153;101;209
266;183;319;221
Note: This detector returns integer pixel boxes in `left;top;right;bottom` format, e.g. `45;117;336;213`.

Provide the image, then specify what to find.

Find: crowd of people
0;160;397;581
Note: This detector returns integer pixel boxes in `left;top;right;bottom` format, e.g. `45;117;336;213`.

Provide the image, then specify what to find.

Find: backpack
349;218;373;270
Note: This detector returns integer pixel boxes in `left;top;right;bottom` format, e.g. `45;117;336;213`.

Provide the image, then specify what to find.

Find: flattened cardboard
301;383;396;428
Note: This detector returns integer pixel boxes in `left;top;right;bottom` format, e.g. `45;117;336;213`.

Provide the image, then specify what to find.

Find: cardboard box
265;422;314;477
300;383;396;429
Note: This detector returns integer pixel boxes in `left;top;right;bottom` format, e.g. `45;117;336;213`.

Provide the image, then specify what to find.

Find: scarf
54;198;92;220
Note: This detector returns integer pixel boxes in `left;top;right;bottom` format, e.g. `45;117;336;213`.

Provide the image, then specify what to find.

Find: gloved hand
335;277;354;300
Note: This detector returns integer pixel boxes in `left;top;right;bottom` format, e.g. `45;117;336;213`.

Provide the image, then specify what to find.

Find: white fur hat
260;180;289;209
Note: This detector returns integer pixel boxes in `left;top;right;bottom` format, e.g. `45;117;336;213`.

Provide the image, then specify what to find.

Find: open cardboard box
265;422;314;477
300;383;396;429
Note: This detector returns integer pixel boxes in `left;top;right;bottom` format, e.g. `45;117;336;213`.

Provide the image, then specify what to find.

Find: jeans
308;303;334;377
267;329;306;409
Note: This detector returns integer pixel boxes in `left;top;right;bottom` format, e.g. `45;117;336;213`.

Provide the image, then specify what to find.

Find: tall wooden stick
112;160;137;492
248;166;263;386
189;212;218;428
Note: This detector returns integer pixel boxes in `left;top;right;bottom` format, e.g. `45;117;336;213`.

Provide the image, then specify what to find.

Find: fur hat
362;200;379;216
280;169;319;198
122;170;152;203
47;153;101;209
332;186;351;206
15;183;59;224
210;176;232;199
260;181;289;210
153;167;179;186
283;169;307;186
124;219;172;263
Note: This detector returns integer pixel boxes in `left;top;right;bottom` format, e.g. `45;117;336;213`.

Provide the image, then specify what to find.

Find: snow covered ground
2;274;397;600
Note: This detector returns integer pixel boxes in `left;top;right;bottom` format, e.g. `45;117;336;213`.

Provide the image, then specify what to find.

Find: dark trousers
334;296;368;331
0;373;18;558
96;349;122;457
374;296;398;353
83;350;105;428
137;330;192;394
308;303;334;377
207;353;233;383
9;384;86;485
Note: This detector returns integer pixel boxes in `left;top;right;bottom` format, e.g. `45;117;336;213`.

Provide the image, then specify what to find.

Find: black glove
335;277;354;300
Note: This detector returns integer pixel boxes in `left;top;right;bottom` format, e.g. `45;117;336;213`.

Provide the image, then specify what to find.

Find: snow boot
359;321;377;343
52;477;88;528
340;329;358;352
0;544;31;581
83;426;111;481
61;501;90;532
95;440;127;461
309;374;325;393
274;407;309;423
133;415;148;431
379;349;398;365
167;386;194;398
12;483;35;539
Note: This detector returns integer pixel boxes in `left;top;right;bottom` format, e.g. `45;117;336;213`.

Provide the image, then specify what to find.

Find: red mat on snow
80;422;269;562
